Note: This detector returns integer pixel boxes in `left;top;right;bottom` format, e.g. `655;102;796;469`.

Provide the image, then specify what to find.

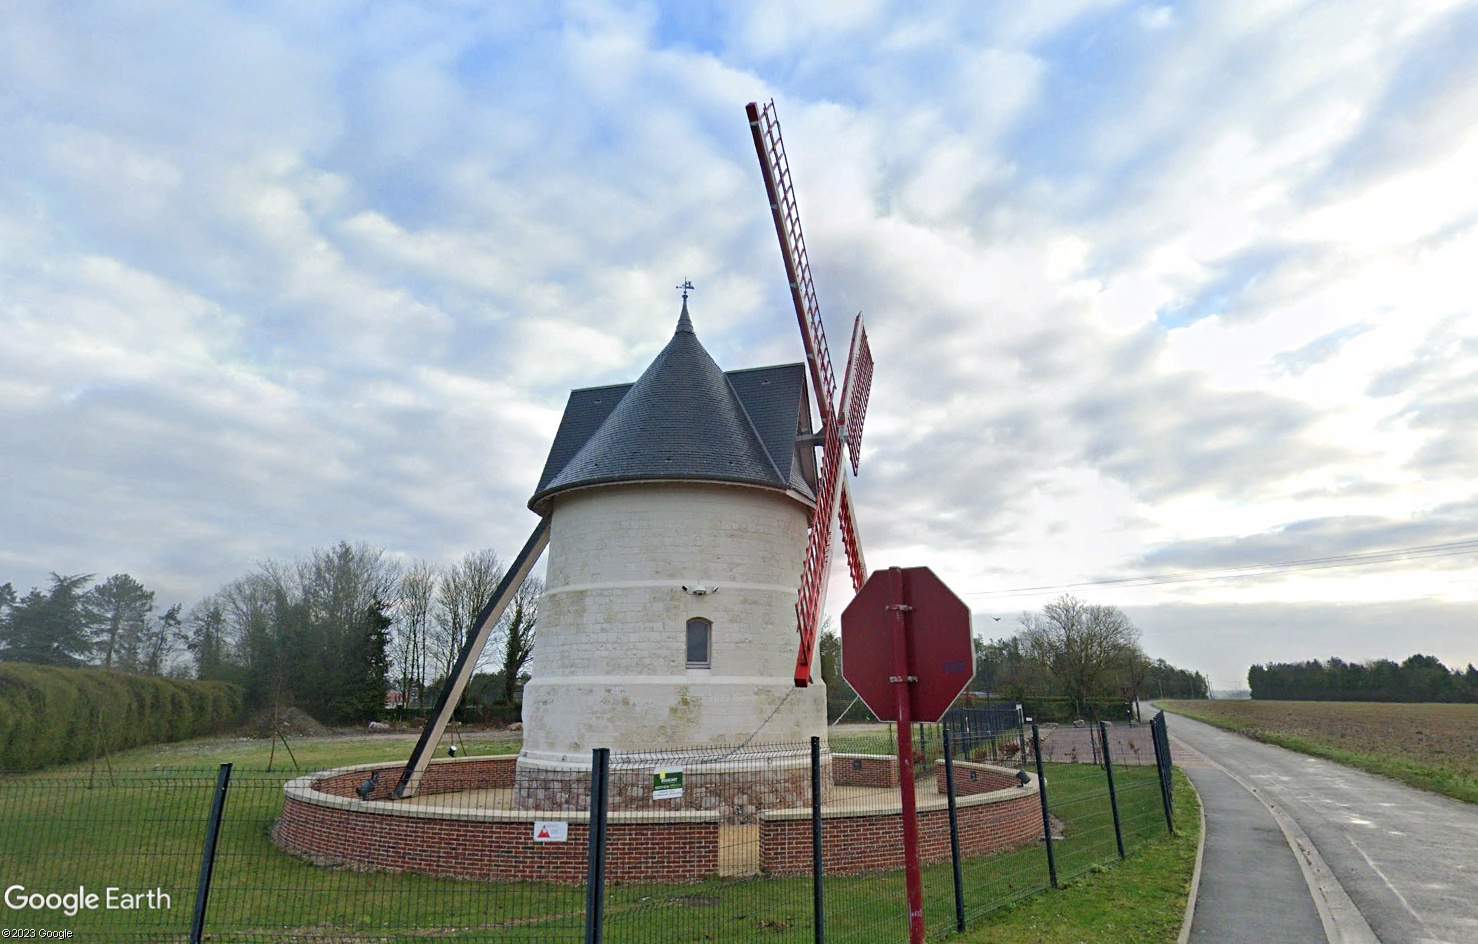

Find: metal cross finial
676;279;695;300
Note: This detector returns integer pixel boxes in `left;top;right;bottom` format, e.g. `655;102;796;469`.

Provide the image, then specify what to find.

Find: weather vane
676;279;695;301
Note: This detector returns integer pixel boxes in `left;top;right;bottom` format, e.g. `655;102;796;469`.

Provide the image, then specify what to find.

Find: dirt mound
242;706;332;738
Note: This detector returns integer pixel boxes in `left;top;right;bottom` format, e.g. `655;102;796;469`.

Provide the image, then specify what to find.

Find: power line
962;537;1478;599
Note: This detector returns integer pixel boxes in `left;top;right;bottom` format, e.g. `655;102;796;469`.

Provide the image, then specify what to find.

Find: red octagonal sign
840;566;975;723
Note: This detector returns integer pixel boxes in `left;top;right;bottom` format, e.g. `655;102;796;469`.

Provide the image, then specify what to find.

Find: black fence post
1031;724;1058;889
943;728;966;933
1150;714;1174;835
189;762;232;944
1016;706;1027;767
1099;722;1126;859
1161;713;1175;817
584;748;610;944
811;735;825;944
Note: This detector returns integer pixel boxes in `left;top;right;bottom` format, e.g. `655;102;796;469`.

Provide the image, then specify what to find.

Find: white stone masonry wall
520;482;826;766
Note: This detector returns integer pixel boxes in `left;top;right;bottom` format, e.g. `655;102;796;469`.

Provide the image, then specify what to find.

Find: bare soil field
1160;699;1478;804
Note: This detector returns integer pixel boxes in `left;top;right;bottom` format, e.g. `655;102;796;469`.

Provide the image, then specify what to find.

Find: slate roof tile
529;304;817;513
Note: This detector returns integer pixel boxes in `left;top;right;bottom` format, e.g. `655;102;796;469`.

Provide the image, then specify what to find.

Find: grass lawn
1161;699;1478;805
950;769;1198;944
1;732;1196;942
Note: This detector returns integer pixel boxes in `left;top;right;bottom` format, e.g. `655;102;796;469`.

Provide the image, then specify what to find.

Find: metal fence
0;714;1178;942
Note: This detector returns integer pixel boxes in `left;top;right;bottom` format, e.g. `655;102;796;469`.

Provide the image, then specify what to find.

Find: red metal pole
888;568;925;944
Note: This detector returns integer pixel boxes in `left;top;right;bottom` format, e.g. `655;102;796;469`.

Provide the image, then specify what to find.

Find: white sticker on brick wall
533;821;568;842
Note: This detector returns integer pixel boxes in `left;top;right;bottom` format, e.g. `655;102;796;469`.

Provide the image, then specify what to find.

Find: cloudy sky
4;1;1476;689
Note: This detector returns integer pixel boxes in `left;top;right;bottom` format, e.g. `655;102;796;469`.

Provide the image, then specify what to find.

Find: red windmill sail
747;100;873;686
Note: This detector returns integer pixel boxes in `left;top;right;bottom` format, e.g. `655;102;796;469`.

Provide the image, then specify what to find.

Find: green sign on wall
652;766;684;800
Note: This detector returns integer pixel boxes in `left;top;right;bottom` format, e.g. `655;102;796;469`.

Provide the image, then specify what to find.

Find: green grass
951;770;1200;944
94;727;522;771
0;733;1193;942
1161;700;1478;805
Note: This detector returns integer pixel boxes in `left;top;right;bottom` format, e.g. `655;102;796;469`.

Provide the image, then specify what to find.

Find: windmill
393;101;874;801
747;100;875;687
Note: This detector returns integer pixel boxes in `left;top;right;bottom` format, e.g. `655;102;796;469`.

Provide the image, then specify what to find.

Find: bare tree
394;560;438;708
294;542;400;637
1122;648;1154;721
1019;594;1144;718
138;603;184;676
432;549;504;685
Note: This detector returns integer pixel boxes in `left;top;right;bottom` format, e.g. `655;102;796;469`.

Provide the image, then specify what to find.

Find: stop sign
840;566;974;723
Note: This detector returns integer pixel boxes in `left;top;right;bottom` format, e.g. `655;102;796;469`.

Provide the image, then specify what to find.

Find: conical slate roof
529;303;817;513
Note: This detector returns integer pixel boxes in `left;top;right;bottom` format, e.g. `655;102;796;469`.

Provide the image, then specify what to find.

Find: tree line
1248;655;1478;703
821;594;1210;718
0;541;541;725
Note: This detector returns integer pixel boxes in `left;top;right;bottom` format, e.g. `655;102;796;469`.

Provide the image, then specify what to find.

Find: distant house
384;690;407;710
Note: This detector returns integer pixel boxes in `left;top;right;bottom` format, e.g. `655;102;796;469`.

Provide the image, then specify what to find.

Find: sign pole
887;567;926;944
843;564;974;944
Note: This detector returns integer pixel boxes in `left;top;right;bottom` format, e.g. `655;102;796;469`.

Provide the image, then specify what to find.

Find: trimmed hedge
1019;696;1134;724
0;663;243;770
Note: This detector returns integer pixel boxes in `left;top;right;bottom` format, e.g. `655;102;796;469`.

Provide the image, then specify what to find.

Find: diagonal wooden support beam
393;518;550;799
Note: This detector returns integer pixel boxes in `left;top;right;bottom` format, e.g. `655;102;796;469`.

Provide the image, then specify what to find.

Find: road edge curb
1175;768;1206;944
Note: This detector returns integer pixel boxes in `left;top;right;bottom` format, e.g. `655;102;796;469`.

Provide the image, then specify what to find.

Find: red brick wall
275;792;717;885
758;791;1041;876
934;760;1020;795
832;754;899;788
277;757;1036;885
313;756;518;801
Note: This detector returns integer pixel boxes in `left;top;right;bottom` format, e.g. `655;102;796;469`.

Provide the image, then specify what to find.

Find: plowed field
1160;699;1478;803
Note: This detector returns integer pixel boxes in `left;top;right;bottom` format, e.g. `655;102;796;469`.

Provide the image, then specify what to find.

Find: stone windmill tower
393;101;873;811
513;291;825;795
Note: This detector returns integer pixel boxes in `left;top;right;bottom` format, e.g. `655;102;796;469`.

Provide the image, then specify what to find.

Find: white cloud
1;0;1475;689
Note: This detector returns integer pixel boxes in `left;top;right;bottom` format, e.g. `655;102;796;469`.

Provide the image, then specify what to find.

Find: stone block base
513;750;832;824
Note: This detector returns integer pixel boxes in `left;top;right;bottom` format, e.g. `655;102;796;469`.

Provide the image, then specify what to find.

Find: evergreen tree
0;574;97;665
87;574;156;671
186;601;233;681
496;577;541;707
1248;654;1477;702
819;623;855;701
326;599;391;723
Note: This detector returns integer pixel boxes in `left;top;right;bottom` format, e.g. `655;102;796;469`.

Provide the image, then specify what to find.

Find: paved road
1168;711;1478;944
1173;740;1327;943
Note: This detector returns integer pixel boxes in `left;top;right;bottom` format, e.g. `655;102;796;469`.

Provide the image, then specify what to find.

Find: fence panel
0;769;211;941
816;726;910;944
1101;723;1171;854
935;719;1050;934
1;720;1181;942
595;740;817;944
211;764;591;943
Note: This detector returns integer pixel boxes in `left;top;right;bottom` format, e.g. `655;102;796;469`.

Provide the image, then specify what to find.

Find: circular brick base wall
273;756;1040;885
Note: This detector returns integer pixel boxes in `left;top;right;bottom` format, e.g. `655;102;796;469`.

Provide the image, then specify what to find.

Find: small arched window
686;618;712;668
